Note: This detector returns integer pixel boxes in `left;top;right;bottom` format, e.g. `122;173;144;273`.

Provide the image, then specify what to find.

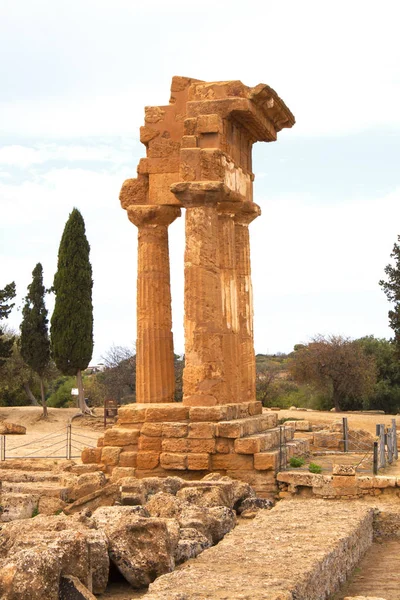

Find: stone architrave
234;202;261;402
127;205;180;403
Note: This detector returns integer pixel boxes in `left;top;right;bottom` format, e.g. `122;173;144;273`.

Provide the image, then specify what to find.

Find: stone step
253;438;310;472
2;481;70;500
234;427;295;455
216;413;278;439
0;470;61;483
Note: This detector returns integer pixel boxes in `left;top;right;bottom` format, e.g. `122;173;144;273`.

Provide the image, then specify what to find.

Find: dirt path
333;539;400;599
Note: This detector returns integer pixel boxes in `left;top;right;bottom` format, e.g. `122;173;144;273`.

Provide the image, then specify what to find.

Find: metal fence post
66;424;72;460
392;418;398;460
342;417;349;452
0;435;5;461
378;424;386;469
387;428;394;464
373;441;378;475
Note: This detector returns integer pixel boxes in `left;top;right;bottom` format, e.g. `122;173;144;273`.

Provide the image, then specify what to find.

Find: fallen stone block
59;576;96;600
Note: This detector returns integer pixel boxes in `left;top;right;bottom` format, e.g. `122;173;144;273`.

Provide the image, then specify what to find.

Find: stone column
234;202;261;402
172;182;226;406
217;202;241;404
127;205;180;403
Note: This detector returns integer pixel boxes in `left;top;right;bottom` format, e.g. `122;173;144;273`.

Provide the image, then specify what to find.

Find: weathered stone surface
0;422;26;435
59;575;97;600
92;506;175;588
146;499;373;600
175;527;211;564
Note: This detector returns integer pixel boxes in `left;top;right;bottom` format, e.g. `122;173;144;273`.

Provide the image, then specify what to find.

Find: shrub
289;456;305;468
308;462;322;474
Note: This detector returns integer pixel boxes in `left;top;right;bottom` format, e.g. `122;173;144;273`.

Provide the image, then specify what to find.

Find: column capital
171;181;237;208
234;202;261;226
127;205;181;228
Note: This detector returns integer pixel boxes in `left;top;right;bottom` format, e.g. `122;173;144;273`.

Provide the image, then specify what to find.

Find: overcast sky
1;0;400;362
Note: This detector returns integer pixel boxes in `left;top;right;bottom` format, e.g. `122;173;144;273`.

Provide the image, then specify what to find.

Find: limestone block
248;401;262;416
332;464;356;476
138;436;162;452
141;423;163;437
217;421;243;438
97;437;104;447
103;428;140;447
313;431;342;449
188;439;216;453
254;452;278;471
59;575;97;600
161;438;189;453
184;118;197;135
189;406;229;422
234;437;261;454
119;452;138;468
0;422;26;435
145;405;189;422
136;452;160;470
197;114;223;134
215;438;234;454
101;447;122;466
295;420;310;432
211;454;254;471
188;422;216;439
181;135;197;148
81;448;102;465
160;453;188;470
111;467;136;482
140;125;160;145
187;454;211;471
118;405;147;424
162;423;188;438
373;476;396;488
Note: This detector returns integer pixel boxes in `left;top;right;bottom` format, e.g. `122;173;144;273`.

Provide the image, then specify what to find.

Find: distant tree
100;345;136;403
380;235;400;357
0;282;16;367
20;264;50;418
289;335;377;411
357;335;400;414
51;208;93;415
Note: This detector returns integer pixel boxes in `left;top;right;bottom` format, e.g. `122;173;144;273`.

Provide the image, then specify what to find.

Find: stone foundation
83;402;309;497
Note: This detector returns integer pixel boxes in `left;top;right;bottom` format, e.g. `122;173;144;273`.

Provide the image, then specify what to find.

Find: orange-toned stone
188;422;216;439
119;451;138;468
215;438;234;454
188;439;216;453
234;437;262;454
103;428;140;447
161;438;189;453
145;405;189;422
141;422;163;437
248;401;262;416
217;421;243;438
162;423;188;438
254;452;278;471
211;454;254;470
136;451;160;470
189;406;229;422
97;437;104;448
138;436;162;452
101;446;122;466
187;453;211;471
81;447;102;464
118;405;147;424
160;453;187;470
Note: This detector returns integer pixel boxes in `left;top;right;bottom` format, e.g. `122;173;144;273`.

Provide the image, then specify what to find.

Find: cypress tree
0;282;16;367
51;208;93;414
380;235;400;358
20;263;50;417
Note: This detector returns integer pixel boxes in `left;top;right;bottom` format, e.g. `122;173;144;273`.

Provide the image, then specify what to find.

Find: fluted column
127;205;180;403
217;202;241;403
172;182;227;406
235;203;261;402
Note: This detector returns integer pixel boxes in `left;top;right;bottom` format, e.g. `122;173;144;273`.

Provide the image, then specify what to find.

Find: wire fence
278;417;399;475
0;425;99;460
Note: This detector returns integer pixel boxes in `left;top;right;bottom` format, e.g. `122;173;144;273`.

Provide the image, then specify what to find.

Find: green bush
47;376;76;408
308;462;322;474
289;456;305;468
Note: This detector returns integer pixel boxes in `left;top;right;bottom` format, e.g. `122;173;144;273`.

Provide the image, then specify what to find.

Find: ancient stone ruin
86;76;307;495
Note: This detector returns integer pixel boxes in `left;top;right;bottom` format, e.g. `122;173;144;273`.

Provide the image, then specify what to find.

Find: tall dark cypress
380;235;400;358
0;282;16;367
51;208;93;414
20;263;50;417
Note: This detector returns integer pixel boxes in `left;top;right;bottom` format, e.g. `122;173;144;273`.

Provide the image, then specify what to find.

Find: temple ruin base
83;402;309;497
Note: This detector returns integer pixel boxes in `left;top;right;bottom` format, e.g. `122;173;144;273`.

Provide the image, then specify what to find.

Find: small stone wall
144;499;374;600
277;468;400;500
